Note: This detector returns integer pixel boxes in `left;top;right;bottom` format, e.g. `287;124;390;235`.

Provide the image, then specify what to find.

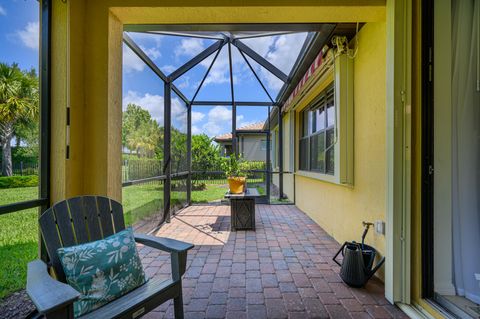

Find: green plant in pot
221;155;246;194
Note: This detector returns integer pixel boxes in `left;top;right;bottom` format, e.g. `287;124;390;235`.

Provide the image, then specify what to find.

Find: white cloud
123;90;165;123
171;41;250;89
192;111;206;135
176;76;191;89
128;32;163;48
242;33;308;91
191;111;205;134
265;33;307;74
200;46;243;86
204;68;229;85
123;45;145;73
123;44;161;73
145;46;161;60
0;5;6;16
175;38;205;58
202;122;222;136
192;111;205;124
16;22;39;50
191;126;202;135
259;68;284;91
242;36;275;57
208;105;231;122
187;106;254;137
161;64;177;74
201;105;236;136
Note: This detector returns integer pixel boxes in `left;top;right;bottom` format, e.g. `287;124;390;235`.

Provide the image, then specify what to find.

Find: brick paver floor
137;204;408;319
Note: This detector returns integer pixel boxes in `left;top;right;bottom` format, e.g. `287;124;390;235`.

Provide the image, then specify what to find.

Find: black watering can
332;222;385;288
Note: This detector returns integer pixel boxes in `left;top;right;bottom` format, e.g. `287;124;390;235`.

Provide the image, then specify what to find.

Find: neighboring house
213;122;267;161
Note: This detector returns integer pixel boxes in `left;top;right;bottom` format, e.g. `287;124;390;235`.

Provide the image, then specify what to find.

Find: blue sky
123;32;308;137
0;1;39;71
0;1;308;138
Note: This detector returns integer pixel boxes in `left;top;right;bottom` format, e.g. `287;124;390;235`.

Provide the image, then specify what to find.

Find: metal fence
122;159;162;182
191;170;266;186
11;162;39;176
122;159;268;183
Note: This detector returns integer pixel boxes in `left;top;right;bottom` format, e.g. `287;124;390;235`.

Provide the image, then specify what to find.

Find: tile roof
214;122;265;142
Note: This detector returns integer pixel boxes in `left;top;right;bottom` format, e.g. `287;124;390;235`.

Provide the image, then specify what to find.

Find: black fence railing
8;162;39;176
191;170;266;186
122;159;162;182
122;159;268;183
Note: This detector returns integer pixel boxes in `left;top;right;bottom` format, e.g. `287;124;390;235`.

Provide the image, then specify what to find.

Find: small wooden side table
225;187;260;231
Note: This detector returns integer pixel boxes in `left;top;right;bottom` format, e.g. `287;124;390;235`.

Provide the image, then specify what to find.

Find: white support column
385;0;412;304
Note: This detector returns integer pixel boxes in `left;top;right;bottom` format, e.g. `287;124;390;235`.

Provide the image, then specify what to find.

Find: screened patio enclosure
120;24;356;228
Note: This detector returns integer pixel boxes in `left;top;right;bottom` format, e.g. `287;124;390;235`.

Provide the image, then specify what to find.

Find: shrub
0;175;38;189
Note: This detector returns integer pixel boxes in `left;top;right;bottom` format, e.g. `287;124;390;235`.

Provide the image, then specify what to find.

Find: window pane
326;129;335;175
326;148;334;175
299;138;309;170
327;100;335;127
302;111;309;137
316;106;325;131
261;140;267;151
308;111;316;135
326;128;335;148
310;132;325;172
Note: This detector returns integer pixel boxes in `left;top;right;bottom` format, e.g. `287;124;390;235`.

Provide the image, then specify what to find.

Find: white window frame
296;52;354;186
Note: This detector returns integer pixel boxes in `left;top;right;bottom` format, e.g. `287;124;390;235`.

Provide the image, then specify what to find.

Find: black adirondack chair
26;195;194;319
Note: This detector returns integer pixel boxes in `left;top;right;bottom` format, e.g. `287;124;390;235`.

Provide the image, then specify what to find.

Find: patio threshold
137;204;408;318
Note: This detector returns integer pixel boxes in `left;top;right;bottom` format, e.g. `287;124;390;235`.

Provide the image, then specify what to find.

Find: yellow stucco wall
51;0;67;202
293;22;387;279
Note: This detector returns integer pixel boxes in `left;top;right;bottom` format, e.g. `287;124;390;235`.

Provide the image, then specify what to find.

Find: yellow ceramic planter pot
228;177;246;194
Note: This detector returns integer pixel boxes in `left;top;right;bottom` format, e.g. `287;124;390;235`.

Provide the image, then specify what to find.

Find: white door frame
385;0;412;304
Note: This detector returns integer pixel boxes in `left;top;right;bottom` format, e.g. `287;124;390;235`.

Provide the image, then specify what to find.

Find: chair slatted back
39;195;126;282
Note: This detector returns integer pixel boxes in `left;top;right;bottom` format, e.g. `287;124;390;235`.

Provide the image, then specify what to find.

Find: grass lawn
0;182;231;299
122;182;165;226
0;187;39;299
191;183;228;203
122;182;229;224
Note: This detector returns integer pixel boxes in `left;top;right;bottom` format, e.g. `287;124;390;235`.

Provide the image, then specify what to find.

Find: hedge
0;175;38;189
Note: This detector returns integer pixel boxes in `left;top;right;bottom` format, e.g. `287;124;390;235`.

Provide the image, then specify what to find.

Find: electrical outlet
375;220;385;235
475;273;480;287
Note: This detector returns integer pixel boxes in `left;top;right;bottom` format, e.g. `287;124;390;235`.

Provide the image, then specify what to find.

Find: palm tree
126;119;161;158
0;63;38;176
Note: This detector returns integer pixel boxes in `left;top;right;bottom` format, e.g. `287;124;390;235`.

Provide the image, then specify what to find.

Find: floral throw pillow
57;227;147;317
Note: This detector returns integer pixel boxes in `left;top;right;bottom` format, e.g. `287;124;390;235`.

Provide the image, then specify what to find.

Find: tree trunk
0;122;14;176
2;140;13;176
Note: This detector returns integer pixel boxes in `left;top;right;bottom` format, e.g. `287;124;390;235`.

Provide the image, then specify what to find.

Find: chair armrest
134;234;194;253
27;259;80;315
134;234;194;280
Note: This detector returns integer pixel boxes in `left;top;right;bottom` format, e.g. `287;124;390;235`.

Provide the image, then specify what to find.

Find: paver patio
137;204;408;319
